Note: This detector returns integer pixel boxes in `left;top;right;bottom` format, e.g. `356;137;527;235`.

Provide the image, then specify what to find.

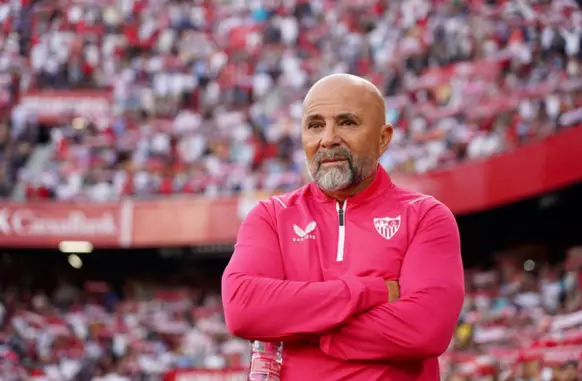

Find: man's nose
320;124;341;148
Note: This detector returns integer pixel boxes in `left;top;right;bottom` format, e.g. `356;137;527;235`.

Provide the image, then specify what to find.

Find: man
222;74;464;381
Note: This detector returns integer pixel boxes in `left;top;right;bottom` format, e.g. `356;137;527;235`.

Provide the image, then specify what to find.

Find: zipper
336;201;347;262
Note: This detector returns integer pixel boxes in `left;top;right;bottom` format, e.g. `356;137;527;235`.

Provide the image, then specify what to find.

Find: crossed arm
221;201;464;360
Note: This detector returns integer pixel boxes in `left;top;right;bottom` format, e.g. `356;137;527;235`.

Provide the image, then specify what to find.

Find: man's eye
308;122;323;129
341;120;356;126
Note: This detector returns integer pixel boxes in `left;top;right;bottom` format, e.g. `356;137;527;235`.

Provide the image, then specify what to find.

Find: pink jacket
222;167;464;381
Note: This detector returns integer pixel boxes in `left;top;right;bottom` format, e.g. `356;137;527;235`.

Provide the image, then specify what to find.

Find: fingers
385;280;400;303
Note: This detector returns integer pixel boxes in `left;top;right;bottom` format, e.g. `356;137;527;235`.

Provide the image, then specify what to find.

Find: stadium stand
0;0;581;380
0;241;582;381
0;261;249;380
1;0;581;201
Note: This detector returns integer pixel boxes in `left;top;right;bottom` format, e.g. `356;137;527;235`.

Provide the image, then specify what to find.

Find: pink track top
222;166;464;381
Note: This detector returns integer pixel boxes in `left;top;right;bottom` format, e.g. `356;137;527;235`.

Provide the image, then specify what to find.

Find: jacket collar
309;164;395;205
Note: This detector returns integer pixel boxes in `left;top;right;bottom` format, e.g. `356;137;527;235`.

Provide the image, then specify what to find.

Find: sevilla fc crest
374;216;401;240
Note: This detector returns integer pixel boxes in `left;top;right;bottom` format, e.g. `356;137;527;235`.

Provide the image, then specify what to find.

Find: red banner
0;201;127;248
164;368;247;381
0;128;580;248
19;90;112;123
391;126;582;214
129;191;270;247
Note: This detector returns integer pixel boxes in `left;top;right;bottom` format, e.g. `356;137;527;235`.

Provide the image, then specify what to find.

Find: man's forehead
304;84;370;103
302;95;377;122
302;93;369;114
302;74;386;122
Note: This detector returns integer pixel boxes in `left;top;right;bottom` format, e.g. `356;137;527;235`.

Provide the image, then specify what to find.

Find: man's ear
379;124;393;156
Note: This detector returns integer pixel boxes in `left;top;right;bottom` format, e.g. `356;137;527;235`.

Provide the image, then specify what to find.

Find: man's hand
386;280;400;303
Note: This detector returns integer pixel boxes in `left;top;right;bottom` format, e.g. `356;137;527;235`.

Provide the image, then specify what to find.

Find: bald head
301;73;393;196
303;73;386;126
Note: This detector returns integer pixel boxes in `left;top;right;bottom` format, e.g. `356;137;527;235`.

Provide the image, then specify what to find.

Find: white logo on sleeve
293;221;317;242
374;216;401;240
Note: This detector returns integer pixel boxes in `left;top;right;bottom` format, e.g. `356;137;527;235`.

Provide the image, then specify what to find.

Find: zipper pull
336;201;347;262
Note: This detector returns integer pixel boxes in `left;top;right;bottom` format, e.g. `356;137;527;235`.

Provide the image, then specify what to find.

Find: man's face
562;364;578;381
301;84;391;193
523;361;540;378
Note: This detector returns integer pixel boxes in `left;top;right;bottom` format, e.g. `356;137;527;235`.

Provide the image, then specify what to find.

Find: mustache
315;148;353;164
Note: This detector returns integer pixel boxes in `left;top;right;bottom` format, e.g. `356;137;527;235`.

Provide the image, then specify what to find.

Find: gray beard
305;156;375;192
314;162;356;191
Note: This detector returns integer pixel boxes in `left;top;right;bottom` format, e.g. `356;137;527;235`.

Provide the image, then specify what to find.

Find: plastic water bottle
248;341;283;381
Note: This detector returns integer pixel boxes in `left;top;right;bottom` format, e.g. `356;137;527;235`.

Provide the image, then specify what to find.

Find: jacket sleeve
320;202;464;360
221;200;388;342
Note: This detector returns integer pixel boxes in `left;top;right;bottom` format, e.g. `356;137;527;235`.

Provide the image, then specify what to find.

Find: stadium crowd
0;0;580;201
0;246;582;381
0;279;249;381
